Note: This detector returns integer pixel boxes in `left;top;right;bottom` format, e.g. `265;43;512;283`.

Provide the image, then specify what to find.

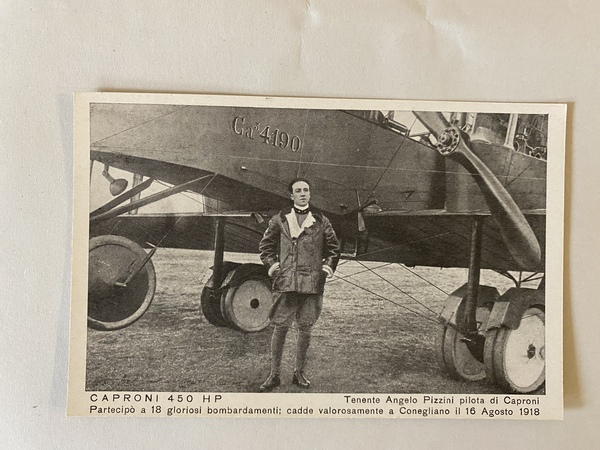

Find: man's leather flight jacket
259;207;340;294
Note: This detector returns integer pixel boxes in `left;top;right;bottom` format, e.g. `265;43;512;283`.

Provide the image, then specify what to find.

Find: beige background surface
0;0;596;448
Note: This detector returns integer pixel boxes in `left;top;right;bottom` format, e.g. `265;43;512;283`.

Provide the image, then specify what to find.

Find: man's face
290;181;310;207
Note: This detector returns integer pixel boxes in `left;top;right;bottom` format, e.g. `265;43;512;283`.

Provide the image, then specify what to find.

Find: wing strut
90;174;215;224
90;177;155;218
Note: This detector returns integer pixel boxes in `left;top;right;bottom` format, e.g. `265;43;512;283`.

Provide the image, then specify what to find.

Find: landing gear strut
436;218;545;393
200;217;273;332
436;217;488;381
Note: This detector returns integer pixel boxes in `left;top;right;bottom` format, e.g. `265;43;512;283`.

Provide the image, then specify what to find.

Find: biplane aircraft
87;102;548;394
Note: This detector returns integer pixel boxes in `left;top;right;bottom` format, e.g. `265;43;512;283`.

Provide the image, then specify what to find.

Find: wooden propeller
413;111;541;270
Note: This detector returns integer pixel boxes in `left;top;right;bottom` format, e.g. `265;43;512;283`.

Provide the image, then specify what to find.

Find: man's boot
292;330;311;388
259;326;287;392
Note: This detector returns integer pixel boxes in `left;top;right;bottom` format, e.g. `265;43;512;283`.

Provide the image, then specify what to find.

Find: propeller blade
413;111;451;135
414;111;541;270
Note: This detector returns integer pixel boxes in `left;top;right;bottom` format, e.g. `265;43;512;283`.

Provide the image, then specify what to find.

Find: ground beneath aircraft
86;249;523;394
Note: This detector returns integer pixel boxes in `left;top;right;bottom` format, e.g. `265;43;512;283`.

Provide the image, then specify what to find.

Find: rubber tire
486;306;545;393
483;328;498;385
437;324;486;381
88;235;156;331
220;264;273;332
200;276;229;327
200;262;240;327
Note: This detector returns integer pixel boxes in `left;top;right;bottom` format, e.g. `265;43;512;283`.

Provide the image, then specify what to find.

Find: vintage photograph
69;94;565;418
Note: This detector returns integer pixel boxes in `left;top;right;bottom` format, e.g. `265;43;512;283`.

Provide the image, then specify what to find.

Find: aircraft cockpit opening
364;110;550;161
346;110;548;161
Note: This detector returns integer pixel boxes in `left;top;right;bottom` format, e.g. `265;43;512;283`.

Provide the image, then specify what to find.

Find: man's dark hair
287;177;311;193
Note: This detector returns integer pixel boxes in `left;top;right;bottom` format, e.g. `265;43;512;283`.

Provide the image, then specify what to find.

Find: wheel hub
222;275;273;332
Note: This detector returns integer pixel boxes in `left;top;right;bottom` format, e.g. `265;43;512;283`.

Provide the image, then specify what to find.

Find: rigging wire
124;219;201;281
353;260;439;316
396;264;450;297
297;110;310;179
367;116;418;203
335;231;454;267
521;272;543;283
91;106;190;146
505;163;533;188
300;139;324;180
329;262;395;279
329;272;440;325
150;178;270;286
111;174;219;279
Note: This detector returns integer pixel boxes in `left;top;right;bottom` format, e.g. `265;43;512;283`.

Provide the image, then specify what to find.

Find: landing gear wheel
484;307;545;393
436;324;486;381
483;329;498;385
88;235;156;331
220;265;273;332
200;261;240;327
200;277;228;327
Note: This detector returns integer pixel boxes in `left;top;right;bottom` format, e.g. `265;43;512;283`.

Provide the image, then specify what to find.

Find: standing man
258;178;340;391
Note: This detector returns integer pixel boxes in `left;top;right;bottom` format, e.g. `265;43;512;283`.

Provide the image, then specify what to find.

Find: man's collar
293;204;310;214
280;206;322;221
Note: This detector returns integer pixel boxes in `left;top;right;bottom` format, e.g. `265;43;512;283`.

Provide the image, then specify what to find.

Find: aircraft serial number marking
232;116;302;152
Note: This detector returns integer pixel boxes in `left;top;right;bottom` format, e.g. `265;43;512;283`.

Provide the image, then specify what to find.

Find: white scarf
285;210;316;239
